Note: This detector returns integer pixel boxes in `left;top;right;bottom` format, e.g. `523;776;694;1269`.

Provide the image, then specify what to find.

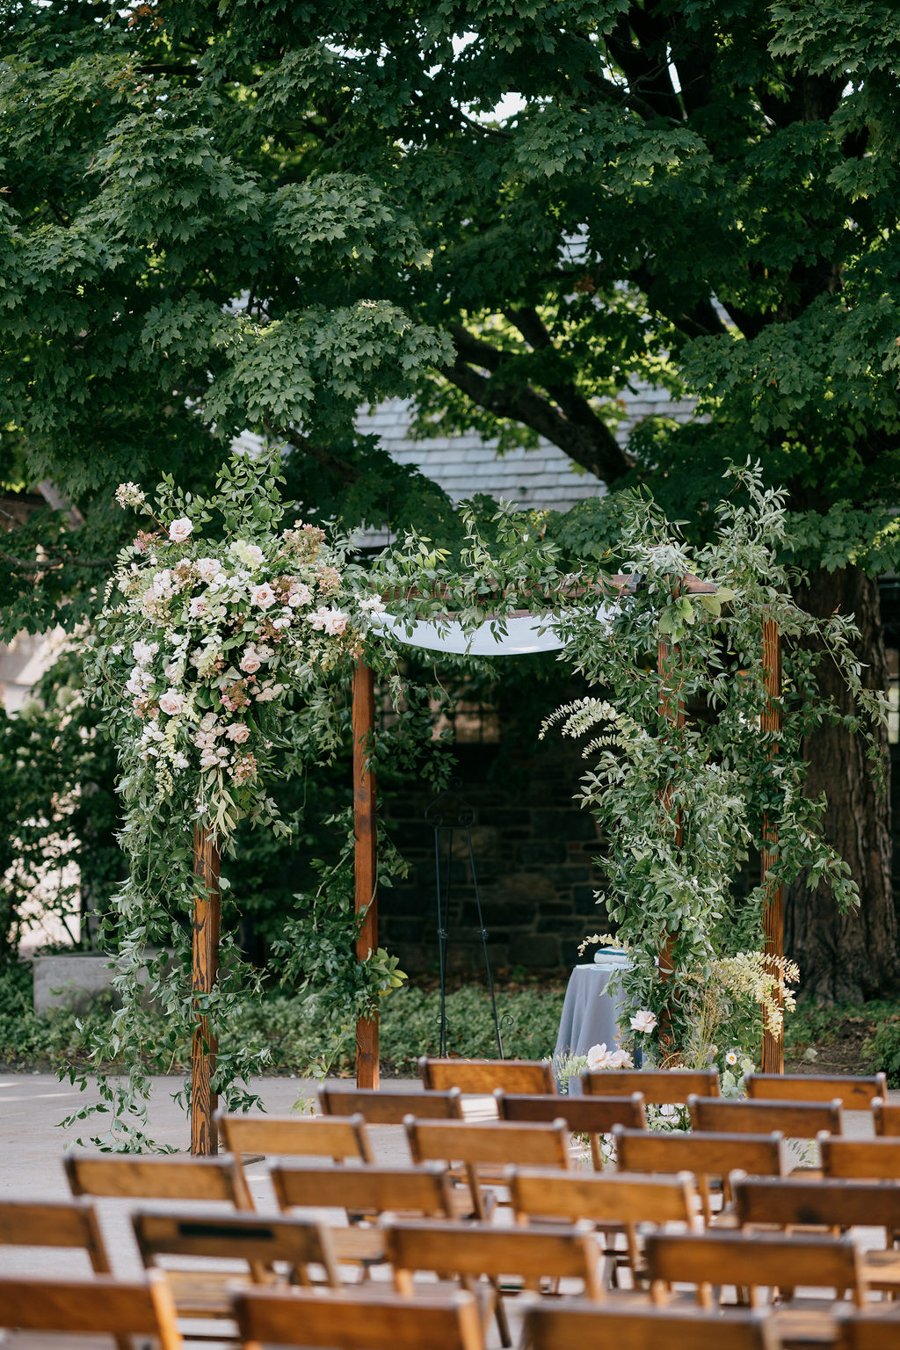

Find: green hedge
0;962;565;1077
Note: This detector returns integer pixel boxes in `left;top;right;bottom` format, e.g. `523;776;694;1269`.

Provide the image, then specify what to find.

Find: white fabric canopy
373;604;617;657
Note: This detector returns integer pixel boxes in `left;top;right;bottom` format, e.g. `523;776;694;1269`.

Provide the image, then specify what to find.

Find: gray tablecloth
553;964;627;1060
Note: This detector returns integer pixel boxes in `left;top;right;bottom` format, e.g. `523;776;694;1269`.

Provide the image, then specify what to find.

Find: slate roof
356;383;696;515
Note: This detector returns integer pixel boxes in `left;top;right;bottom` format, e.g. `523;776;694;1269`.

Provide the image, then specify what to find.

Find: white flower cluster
115;482;146;509
106;504;382;815
586;1042;634;1070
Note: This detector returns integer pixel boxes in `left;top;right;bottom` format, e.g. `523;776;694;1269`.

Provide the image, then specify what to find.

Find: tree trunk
785;566;899;1001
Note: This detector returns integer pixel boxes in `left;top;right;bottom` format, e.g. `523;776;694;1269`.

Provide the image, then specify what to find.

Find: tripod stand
426;783;503;1059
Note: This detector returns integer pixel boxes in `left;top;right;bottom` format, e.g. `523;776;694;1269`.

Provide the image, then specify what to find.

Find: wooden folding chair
270;1160;456;1267
834;1307;900;1350
687;1096;842;1173
419;1057;556;1095
217;1112;374;1164
744;1073;887;1109
65;1149;254;1209
521;1300;779;1350
508;1166;700;1283
0;1272;182;1350
0;1197;113;1274
873;1098;900;1137
734;1174;900;1292
581;1068;720;1105
384;1217;604;1348
645;1230;867;1337
612;1128;788;1225
232;1286;484;1350
821;1136;900;1179
132;1209;341;1330
404;1117;569;1219
318;1084;464;1123
0;1199;127;1350
495;1090;646;1170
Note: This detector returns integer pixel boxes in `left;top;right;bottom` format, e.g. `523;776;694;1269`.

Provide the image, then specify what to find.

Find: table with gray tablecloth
553;963;627;1061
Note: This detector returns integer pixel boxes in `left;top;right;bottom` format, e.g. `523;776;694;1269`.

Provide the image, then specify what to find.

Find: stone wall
380;740;605;977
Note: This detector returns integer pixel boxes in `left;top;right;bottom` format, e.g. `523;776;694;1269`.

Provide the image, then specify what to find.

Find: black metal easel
426;782;503;1058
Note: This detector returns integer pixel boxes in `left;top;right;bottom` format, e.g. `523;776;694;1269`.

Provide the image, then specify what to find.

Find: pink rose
159;689;185;716
168;517;193;544
225;723;250;744
251;584;277;610
240;650;262;674
630;1009;657;1035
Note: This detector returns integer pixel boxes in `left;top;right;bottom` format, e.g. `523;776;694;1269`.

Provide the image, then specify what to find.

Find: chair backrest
419;1057;556;1095
132;1209;340;1287
509;1165;699;1278
0;1198;111;1273
581;1069;719;1105
521;1302;779;1350
612;1129;787;1224
383;1218;604;1299
508;1167;699;1227
64;1149;253;1209
318;1085;464;1123
496;1091;645;1170
645;1231;865;1309
733;1174;900;1235
405;1118;569;1220
687;1095;842;1139
232;1286;484;1350
744;1073;887;1109
833;1309;900;1350
270;1160;455;1218
0;1273;182;1350
820;1136;900;1179
872;1098;900;1137
217;1112;374;1163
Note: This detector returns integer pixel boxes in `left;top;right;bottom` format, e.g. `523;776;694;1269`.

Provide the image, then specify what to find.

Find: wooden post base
192;826;221;1155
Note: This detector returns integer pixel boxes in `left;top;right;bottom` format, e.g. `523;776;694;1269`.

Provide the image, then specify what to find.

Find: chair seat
771;1304;851;1348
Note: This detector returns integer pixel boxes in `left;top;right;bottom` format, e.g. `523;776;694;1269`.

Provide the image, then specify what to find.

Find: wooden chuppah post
352;658;379;1089
657;635;685;1058
191;826;221;1155
761;617;785;1073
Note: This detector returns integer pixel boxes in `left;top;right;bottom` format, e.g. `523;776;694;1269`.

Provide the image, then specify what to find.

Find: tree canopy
1;0;898;997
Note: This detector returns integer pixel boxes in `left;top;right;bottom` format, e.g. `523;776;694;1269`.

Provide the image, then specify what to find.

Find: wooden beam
761;616;785;1073
191;826;221;1155
352;659;379;1089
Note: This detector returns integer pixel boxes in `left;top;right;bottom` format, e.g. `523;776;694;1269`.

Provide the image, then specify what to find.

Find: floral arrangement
104;464;384;842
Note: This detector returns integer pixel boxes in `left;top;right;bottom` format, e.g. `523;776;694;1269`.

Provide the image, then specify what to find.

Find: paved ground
0;1073;418;1280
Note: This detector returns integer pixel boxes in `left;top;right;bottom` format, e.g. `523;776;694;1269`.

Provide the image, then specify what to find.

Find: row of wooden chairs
12;1276;900;1350
416;1057;889;1109
5;1219;900;1348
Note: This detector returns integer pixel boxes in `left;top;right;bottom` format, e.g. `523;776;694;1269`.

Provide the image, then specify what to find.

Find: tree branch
441;332;631;484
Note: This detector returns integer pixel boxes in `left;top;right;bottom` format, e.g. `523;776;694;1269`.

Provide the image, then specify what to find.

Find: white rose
324;609;348;636
131;639;159;667
287;583;312;608
225;723;250;744
229;540;266;568
586;1043;613;1071
250;583;277;610
172;752;190;771
359;595;386;614
189;596;208;618
197;558;219;582
629;1009;657;1035
240;650;262;674
168;517;193;543
159;689;185;716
